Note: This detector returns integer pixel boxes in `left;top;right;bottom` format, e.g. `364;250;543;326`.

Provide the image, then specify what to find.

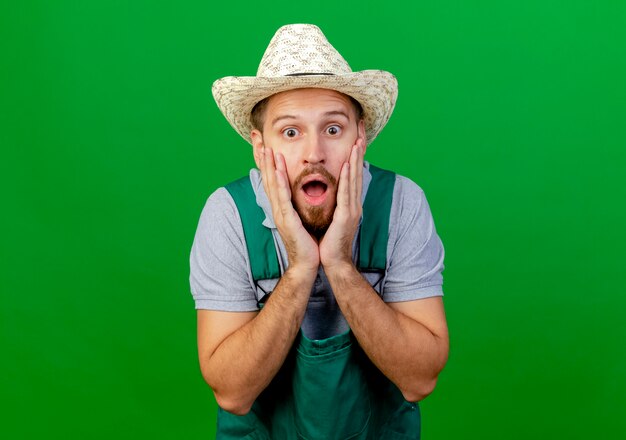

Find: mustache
293;165;337;189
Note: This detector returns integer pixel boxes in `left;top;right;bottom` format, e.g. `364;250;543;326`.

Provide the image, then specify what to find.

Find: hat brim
212;70;398;145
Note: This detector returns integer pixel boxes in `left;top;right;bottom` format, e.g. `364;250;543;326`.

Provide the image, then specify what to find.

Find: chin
296;202;335;238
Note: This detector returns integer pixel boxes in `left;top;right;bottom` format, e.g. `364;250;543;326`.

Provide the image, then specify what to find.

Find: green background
2;0;625;438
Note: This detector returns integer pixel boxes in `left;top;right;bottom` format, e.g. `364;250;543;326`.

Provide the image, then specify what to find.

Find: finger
263;146;280;209
356;140;364;206
259;147;270;198
336;161;350;211
274;152;292;199
274;153;294;217
349;144;360;209
262;148;285;225
264;146;277;187
274;168;294;218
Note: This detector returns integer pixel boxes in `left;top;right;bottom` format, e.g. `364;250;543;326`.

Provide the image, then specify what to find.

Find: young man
190;24;448;439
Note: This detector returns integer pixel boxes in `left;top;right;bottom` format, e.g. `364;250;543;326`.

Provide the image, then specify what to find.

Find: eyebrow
270;110;351;127
271;115;297;127
322;110;351;120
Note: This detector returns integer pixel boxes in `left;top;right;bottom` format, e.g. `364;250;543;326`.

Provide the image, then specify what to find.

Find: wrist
285;263;319;284
322;260;357;279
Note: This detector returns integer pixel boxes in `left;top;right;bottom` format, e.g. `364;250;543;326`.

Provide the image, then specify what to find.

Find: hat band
284;72;335;76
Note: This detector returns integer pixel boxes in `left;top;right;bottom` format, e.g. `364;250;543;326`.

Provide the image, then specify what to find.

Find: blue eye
326;125;341;135
283;128;300;138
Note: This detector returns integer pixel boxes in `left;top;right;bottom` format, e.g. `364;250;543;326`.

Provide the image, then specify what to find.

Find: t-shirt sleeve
382;176;445;302
189;187;259;311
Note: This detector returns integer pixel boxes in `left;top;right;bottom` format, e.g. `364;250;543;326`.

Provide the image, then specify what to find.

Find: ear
358;119;367;155
251;129;264;169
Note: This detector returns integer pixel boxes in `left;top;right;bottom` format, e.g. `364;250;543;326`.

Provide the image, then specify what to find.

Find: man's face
251;88;366;237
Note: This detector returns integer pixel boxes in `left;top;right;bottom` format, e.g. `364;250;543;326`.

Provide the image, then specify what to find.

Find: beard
292;165;337;239
297;204;332;239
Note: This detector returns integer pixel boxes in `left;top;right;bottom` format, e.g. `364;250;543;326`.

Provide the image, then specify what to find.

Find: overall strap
225;176;281;281
359;164;396;272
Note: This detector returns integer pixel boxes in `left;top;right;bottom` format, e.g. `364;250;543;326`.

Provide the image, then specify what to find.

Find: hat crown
256;24;353;77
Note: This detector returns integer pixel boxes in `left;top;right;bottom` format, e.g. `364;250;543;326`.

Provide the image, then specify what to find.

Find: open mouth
303;180;327;197
300;177;329;206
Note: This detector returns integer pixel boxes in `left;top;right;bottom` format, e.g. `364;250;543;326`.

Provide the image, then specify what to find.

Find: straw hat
212;24;398;145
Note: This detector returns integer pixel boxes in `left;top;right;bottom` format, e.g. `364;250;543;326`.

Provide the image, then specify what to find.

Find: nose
303;132;325;165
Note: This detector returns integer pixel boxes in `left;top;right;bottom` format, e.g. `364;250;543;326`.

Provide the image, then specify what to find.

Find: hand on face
258;146;320;276
257;136;365;274
319;138;365;270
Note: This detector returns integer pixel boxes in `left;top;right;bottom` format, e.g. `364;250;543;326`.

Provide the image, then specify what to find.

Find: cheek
267;141;296;177
329;149;353;176
335;139;354;160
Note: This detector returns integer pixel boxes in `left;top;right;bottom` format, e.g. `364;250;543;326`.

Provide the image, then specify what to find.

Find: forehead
265;88;354;117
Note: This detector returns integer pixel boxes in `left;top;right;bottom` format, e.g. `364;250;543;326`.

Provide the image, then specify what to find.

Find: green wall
2;1;624;438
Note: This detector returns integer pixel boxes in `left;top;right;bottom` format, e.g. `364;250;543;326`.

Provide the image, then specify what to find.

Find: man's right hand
198;147;320;415
258;146;319;276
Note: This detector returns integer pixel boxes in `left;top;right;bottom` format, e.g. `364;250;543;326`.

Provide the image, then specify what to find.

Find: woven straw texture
212;24;398;145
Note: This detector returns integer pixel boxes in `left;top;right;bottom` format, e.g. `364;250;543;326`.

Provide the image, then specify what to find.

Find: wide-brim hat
212;24;398;145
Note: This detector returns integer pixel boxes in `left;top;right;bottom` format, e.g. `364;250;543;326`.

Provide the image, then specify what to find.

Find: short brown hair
250;92;364;132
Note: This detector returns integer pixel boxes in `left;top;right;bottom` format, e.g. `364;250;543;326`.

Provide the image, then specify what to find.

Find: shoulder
190;183;258;311
390;173;429;222
387;172;440;250
198;183;242;225
193;185;246;249
393;172;423;191
203;186;239;216
382;172;445;299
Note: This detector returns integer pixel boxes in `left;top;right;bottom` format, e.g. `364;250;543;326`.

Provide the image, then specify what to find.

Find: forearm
203;268;315;414
325;263;448;402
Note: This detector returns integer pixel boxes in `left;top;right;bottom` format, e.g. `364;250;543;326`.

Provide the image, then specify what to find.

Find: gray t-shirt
189;162;445;340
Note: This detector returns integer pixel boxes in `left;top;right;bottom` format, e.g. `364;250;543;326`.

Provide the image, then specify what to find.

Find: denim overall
220;165;421;439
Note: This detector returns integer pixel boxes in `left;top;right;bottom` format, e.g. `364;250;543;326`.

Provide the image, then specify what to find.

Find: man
190;24;448;439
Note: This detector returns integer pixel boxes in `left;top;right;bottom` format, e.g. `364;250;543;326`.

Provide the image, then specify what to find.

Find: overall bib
221;165;421;439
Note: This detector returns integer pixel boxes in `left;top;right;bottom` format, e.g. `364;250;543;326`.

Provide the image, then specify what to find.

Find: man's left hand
319;139;365;269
